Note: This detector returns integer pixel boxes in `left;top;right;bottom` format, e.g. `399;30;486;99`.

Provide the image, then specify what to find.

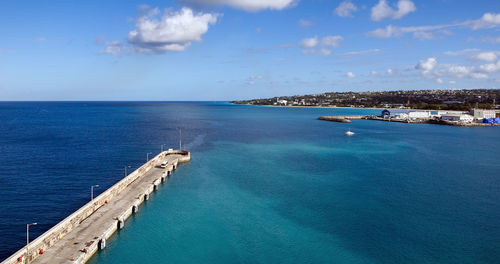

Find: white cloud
413;31;437;40
415;57;437;72
338;49;382;58
447;65;473;78
479;61;500;73
387;68;394;75
436;78;443;84
183;0;296;12
371;0;416;21
368;12;500;39
127;7;219;54
99;41;128;56
346;72;356;78
467;13;500;30
370;70;379;76
470;73;488;79
334;1;358;18
299;19;313;27
300;35;343;55
321;35;344;47
449;80;456;85
367;24;450;38
471;52;498;62
300;36;319;48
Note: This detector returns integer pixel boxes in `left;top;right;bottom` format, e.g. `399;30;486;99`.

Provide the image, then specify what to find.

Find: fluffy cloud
436;78;443;84
468;13;500;29
127;7;219;54
346;72;356;78
370;70;379;76
479;61;500;73
415;57;437;72
300;35;343;55
334;1;358;18
371;0;416;21
471;52;498;62
300;36;319;48
182;0;296;12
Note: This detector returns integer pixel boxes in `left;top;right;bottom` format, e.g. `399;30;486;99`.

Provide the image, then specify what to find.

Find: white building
469;109;496;119
441;114;474;122
276;99;288;106
408;111;431;119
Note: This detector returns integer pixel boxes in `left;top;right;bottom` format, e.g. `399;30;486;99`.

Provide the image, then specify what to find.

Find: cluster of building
381;109;500;124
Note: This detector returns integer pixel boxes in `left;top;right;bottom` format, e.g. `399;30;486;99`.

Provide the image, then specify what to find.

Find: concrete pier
318;115;367;123
1;149;190;264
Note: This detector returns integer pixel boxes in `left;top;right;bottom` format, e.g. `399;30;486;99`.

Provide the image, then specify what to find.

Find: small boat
345;129;355;136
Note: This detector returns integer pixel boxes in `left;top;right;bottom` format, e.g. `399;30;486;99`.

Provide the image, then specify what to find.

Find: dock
1;149;190;264
317;115;367;123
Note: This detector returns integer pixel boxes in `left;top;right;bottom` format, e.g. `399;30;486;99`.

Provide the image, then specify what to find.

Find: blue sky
0;0;499;100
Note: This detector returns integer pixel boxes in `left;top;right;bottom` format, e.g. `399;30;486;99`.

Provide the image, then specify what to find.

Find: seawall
1;149;190;264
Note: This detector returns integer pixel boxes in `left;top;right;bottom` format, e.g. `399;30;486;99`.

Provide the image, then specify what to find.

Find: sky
0;0;499;100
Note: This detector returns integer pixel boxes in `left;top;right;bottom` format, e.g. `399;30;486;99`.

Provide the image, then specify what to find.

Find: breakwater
318;115;500;127
1;149;190;264
317;115;366;123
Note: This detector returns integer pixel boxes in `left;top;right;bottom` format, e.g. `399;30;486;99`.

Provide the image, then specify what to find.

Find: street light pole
161;144;166;152
124;165;131;177
178;128;182;150
146;152;152;162
26;222;37;264
91;185;100;201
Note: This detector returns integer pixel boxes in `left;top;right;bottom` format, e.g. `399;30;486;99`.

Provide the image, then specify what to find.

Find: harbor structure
470;109;497;119
441;113;474;122
1;149;190;264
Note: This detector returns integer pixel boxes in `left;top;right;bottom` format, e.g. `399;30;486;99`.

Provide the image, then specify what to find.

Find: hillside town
232;89;500;111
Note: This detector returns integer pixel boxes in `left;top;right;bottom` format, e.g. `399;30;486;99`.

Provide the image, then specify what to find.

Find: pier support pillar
154;184;159;191
99;238;106;250
117;218;124;229
144;193;149;201
132;205;138;214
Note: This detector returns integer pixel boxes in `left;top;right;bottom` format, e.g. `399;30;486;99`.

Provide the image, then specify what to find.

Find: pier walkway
1;150;190;264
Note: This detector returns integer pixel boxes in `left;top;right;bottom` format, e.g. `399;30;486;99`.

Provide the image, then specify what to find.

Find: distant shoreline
231;103;435;111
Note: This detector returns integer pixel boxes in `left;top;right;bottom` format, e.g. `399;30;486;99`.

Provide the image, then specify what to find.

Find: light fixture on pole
124;165;131;177
26;222;37;264
146;152;152;162
91;185;100;201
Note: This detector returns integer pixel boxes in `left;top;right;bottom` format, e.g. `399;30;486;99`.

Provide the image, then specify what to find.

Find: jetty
1;149;190;264
317;115;367;123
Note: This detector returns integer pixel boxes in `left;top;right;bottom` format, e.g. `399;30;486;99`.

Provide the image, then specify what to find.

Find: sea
0;102;499;264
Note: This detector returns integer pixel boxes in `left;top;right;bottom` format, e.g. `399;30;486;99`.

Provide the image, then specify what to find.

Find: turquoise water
1;102;498;263
85;103;499;264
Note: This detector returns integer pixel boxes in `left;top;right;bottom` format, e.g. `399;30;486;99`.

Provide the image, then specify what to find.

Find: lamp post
124;165;131;177
91;185;100;201
161;144;166;152
146;152;152;162
26;222;37;264
178;128;182;150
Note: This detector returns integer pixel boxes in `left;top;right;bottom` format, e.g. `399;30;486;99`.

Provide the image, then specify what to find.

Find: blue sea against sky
1;102;499;263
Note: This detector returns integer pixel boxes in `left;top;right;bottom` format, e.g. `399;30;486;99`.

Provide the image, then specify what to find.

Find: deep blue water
1;102;499;263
